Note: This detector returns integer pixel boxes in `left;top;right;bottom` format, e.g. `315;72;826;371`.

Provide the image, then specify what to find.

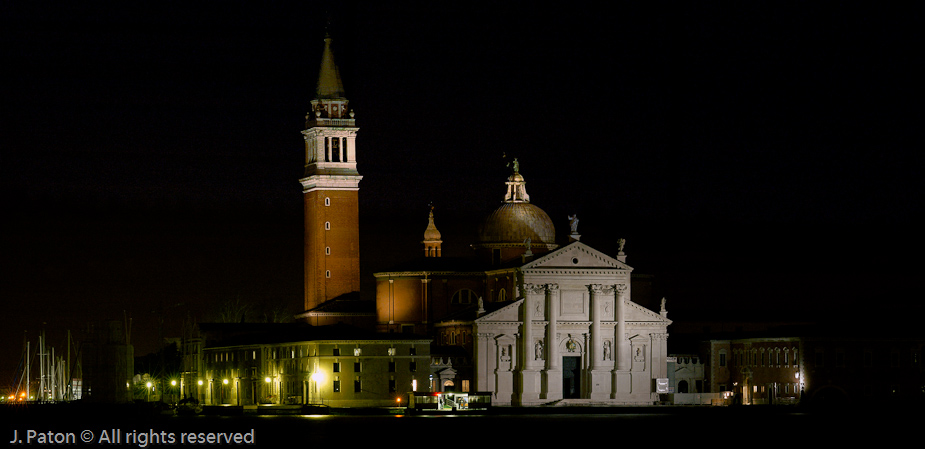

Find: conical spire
315;35;346;100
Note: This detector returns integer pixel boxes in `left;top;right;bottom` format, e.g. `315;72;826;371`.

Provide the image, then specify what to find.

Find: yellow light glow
265;377;272;383
223;379;229;385
311;371;324;383
146;382;152;388
171;380;177;386
197;380;203;386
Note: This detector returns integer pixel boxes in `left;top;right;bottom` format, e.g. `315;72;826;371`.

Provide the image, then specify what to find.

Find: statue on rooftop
568;214;579;233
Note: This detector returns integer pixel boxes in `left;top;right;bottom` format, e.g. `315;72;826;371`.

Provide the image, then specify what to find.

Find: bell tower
300;34;362;313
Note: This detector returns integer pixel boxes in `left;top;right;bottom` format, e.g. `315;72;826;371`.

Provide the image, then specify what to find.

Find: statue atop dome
503;159;530;203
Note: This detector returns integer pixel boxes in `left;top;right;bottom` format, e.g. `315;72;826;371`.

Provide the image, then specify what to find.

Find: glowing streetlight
310;371;325;404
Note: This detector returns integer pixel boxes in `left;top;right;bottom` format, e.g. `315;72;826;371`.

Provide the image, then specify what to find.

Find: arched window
678;380;689;394
451;289;477;304
497;288;506;302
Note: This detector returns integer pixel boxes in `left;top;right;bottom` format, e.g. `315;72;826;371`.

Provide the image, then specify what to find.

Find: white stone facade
472;242;671;406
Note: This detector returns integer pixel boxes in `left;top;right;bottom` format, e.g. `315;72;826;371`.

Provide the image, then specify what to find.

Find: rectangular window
333;348;340;356
409;361;417;372
462;380;470;393
354;380;361;393
719;353;726;367
333;362;340;373
389;379;396;393
388;361;396;372
354;362;361;372
333;380;340;393
409;347;417;356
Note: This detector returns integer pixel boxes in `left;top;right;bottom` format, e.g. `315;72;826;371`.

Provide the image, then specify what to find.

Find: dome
477;202;556;246
423;208;442;241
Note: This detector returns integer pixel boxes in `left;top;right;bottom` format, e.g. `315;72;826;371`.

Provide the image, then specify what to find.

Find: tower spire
315;34;346;100
300;32;362;314
422;205;443;257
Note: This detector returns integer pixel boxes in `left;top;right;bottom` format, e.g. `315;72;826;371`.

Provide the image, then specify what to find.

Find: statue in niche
603;340;612;361
568;214;579;233
566;336;578;353
500;346;510;362
535;340;544;361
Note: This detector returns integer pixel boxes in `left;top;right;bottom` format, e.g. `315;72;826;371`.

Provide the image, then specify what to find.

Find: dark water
2;405;911;447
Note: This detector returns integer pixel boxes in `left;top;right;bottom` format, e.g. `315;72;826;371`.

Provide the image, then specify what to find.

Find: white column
541;284;561;400
518;284;544;404
589;285;604;369
615;283;629;371
545;284;559;369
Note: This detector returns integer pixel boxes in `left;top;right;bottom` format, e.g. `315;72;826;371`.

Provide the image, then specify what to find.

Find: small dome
477;202;556;246
423;208;442;241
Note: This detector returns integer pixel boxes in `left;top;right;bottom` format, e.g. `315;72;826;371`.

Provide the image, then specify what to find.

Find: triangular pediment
474;299;522;323
625;300;672;325
521;241;631;271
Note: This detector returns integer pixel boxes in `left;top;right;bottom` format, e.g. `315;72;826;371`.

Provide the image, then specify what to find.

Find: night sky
2;3;922;386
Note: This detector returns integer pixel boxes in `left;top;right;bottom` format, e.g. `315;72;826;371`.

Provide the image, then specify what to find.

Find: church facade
373;167;672;406
472;242;671;405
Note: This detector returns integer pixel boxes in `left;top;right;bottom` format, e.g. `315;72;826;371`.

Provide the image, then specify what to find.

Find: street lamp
310;371;325;404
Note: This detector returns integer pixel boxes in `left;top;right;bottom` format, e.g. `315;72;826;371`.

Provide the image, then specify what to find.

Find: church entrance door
562;356;581;398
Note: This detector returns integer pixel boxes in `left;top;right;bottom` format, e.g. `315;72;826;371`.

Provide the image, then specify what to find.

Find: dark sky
2;3;922;385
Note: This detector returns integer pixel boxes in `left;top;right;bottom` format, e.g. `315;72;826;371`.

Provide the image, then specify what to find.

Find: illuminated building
375;167;673;406
699;328;925;406
196;323;429;408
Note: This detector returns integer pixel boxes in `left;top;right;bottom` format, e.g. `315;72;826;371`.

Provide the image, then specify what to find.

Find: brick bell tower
300;34;362;313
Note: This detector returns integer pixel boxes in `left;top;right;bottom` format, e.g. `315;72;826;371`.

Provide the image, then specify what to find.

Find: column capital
614;283;628;294
545;283;559;293
522;283;546;295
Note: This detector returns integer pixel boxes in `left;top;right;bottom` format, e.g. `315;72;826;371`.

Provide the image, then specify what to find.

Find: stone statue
535;340;544;361
617;238;626;252
603;340;612;361
568;214;579;233
513;158;520;173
